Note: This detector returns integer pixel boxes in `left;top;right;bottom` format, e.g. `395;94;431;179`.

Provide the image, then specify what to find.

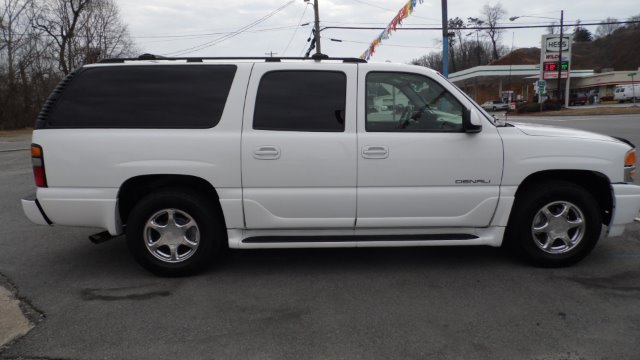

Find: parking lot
1;115;640;360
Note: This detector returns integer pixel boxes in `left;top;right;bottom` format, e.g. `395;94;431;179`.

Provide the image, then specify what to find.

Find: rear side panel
33;62;252;234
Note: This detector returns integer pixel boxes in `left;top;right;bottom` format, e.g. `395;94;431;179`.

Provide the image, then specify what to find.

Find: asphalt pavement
1;116;640;360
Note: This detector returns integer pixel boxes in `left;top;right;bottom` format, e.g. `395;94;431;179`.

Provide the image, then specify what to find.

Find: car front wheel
505;181;602;267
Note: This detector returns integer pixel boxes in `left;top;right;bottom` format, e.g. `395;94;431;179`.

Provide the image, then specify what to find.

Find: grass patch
0;128;33;137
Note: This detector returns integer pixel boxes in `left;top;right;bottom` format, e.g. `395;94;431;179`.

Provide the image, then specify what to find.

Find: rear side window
253;71;346;132
39;65;236;129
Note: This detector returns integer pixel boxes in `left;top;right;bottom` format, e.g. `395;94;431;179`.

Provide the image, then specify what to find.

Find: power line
317;20;640;32
299;29;314;57
132;25;304;39
163;0;295;57
282;2;310;55
324;36;439;49
346;0;439;21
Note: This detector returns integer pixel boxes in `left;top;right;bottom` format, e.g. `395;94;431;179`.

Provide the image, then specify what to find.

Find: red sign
543;71;568;79
543;61;569;72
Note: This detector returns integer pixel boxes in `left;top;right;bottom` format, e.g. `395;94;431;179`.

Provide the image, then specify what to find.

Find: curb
0;274;43;352
0;286;33;349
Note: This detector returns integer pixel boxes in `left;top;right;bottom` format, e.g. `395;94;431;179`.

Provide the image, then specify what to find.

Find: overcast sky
114;0;635;64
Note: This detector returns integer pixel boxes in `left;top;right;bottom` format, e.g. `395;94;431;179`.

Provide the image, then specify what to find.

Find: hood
509;122;622;143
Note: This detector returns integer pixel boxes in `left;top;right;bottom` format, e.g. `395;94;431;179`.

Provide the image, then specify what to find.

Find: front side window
366;72;464;132
253;71;346;132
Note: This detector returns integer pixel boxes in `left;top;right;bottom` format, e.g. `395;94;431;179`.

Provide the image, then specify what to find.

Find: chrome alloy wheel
143;208;200;263
531;201;586;254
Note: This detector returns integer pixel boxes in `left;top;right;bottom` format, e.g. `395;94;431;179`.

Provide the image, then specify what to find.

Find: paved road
1;116;640;360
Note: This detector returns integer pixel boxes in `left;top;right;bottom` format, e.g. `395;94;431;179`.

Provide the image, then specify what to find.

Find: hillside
488;26;640;71
572;26;640;71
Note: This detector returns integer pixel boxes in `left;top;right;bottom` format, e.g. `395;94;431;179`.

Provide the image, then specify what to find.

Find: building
448;47;640;104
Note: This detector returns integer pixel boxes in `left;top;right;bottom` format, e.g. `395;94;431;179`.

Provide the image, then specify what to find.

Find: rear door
241;63;358;229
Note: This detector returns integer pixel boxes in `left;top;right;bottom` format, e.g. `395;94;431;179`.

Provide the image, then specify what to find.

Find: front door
356;66;503;228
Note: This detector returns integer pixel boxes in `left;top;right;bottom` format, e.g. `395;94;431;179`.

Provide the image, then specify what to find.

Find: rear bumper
609;184;640;237
21;195;52;226
22;188;122;235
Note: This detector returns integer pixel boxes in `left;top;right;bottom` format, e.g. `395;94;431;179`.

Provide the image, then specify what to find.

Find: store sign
544;53;569;61
543;61;569;72
540;34;572;82
545;37;570;52
543;71;568;80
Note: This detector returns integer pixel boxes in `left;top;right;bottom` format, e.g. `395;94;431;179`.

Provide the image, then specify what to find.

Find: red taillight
31;144;47;187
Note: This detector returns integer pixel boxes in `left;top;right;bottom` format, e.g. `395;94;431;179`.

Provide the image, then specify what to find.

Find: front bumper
609;183;640;237
21;195;52;226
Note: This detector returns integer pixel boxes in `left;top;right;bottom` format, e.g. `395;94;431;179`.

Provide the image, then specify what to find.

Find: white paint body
22;61;640;250
614;84;640;102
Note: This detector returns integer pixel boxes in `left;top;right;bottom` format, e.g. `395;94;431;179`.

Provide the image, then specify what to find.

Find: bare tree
1;0;33;84
410;52;443;72
0;0;135;129
467;17;484;65
77;0;135;63
480;2;506;60
628;14;640;29
447;17;465;72
595;17;622;38
34;0;91;74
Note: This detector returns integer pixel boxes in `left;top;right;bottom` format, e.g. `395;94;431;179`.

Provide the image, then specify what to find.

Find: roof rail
98;53;367;64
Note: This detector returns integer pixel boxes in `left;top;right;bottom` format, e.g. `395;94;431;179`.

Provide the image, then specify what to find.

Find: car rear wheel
505;181;602;267
126;189;224;276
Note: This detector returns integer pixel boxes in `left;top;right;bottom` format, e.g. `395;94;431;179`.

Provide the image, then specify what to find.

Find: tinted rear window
253;71;346;132
39;65;236;129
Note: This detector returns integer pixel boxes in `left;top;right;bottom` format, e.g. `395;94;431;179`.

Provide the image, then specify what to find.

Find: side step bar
243;234;478;244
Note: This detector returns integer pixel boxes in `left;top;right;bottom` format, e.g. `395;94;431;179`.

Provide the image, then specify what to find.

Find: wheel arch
118;174;225;228
513;170;613;226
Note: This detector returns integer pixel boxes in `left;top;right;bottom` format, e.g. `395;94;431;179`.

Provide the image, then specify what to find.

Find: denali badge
455;179;491;184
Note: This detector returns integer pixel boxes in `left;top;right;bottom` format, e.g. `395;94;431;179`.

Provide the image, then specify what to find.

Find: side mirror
463;108;482;133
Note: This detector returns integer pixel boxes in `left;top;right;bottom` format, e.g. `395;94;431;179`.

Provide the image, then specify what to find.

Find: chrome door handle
362;145;389;159
253;146;281;160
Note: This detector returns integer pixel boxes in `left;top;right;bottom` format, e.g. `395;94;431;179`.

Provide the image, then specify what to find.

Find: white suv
22;55;640;275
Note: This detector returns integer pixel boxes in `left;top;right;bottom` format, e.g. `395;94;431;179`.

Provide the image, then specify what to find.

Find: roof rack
99;53;367;64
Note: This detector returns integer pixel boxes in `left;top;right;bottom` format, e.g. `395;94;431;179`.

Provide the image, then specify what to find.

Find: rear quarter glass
36;65;237;129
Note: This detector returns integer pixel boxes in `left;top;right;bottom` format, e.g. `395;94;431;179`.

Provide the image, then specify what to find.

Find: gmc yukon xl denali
21;55;640;276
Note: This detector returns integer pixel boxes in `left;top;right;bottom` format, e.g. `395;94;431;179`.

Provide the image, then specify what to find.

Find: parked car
22;54;640;276
569;92;588;106
481;100;509;111
614;84;640;103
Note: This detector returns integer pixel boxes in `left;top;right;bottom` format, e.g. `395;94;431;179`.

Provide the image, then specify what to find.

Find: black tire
505;181;602;267
126;189;224;276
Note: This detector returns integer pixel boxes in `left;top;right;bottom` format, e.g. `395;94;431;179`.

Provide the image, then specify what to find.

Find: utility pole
556;10;563;104
441;0;448;77
265;51;278;57
312;0;322;56
630;72;637;104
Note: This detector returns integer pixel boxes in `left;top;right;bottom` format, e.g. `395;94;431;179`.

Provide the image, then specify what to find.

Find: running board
242;234;478;243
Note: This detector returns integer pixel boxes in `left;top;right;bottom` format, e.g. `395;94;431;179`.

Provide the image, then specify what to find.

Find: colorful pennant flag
360;0;423;60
